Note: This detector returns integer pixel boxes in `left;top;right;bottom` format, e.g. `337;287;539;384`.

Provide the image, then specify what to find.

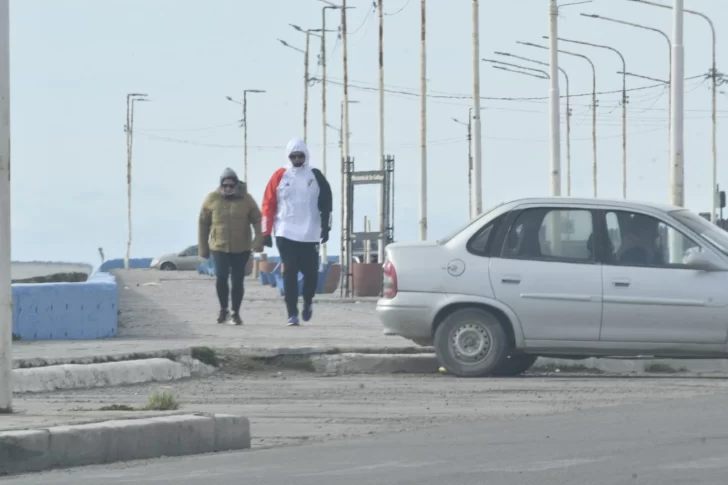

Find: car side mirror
684;248;725;271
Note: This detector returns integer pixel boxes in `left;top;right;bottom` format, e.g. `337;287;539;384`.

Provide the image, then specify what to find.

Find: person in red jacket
261;137;332;326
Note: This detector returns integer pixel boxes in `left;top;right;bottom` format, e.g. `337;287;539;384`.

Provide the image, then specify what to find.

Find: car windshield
437;202;506;245
671;210;728;256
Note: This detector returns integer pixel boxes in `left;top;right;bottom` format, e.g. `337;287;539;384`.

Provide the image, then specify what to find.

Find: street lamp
226;89;265;184
628;0;716;217
453;106;486;219
125;93;149;271
494;51;573;195
546;36;628;199
518;41;598;197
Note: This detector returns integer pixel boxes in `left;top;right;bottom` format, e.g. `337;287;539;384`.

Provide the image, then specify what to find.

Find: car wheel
491;354;538;377
434;307;509;378
160;262;176;271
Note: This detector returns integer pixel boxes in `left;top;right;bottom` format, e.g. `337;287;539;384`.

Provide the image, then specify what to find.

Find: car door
178;245;199;271
599;210;728;344
488;206;603;342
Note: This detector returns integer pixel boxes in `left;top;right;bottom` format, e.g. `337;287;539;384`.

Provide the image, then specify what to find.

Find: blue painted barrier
99;258;153;272
11;272;118;341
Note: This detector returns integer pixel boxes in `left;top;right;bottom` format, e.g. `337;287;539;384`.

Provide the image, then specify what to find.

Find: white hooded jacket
261;138;333;243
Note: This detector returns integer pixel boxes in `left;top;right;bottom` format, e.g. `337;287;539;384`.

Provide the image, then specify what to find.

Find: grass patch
217;351;316;374
144;390;180;411
12;272;88;284
644;363;685;374
191;346;220;368
268;355;316;372
11;334;20;341
221;353;265;374
99;404;136;412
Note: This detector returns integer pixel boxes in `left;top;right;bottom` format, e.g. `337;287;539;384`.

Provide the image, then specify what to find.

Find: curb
311;353;440;374
0;413;250;476
14;357;217;394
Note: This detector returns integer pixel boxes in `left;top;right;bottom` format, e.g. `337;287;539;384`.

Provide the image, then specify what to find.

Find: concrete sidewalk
12;270;406;366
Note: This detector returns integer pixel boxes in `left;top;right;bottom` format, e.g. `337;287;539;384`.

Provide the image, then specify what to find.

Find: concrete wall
12;272;118;341
11;262;93;281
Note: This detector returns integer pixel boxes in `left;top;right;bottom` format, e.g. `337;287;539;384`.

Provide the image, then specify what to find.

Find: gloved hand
263;235;273;248
320;228;329;244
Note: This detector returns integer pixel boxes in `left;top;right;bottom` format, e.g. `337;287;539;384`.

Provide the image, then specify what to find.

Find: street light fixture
226;90;265;183
125;93;150;271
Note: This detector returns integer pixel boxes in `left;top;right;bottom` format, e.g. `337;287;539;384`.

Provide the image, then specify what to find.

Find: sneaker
217;309;230;324
302;303;313;322
287;316;300;327
232;313;243;326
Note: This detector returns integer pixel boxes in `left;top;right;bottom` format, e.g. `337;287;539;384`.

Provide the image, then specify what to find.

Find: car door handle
501;278;521;285
612;280;631;288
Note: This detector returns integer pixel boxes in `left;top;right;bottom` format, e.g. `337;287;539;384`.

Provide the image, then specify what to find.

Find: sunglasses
221;183;236;189
289;153;305;160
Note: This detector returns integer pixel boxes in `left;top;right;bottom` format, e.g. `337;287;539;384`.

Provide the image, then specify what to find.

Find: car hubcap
451;322;491;363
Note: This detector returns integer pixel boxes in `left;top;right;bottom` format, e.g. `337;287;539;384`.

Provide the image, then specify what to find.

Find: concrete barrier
0;414;251;475
12;272;118;341
98;258;153;272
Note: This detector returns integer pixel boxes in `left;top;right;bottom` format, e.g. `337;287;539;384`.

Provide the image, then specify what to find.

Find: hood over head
286;137;310;168
219;167;246;197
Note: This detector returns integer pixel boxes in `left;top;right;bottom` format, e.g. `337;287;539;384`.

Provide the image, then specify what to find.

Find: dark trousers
211;251;250;314
276;237;319;317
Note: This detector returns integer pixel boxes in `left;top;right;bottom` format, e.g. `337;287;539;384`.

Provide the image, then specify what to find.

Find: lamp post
471;0;483;216
0;0;10;413
124;93;148;271
493;51;573;196
452;106;485;218
628;0;713;216
581;13;671;169
519;42;597;196
548;36;628;199
226;90;265;184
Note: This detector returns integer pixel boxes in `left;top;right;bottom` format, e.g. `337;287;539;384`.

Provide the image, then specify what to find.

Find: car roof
504;196;682;214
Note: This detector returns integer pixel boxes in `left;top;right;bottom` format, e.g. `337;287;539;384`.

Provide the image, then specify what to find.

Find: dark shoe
217;309;230;324
302;303;313;322
232;313;243;326
287;316;300;327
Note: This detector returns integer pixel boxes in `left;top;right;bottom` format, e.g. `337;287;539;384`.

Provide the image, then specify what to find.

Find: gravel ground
15;370;728;449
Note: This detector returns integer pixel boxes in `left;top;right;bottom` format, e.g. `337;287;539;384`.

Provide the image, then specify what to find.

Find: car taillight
382;260;398;298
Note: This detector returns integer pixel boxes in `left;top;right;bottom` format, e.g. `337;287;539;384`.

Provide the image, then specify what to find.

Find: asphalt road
6;391;728;485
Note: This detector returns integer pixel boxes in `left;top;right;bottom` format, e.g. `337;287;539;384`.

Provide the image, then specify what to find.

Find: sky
8;0;728;265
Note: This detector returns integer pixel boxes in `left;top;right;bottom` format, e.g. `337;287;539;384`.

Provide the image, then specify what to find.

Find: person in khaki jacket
199;167;263;325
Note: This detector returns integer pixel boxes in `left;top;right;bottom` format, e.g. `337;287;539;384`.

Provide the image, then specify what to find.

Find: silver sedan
377;197;728;377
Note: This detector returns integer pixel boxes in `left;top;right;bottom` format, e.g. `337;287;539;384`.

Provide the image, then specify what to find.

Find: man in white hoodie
261;138;333;326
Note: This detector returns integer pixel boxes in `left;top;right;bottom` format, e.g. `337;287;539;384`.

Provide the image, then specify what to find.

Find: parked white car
376;197;728;377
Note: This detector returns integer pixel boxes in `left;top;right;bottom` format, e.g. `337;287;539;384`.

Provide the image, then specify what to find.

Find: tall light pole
377;0;385;262
321;6;337;263
471;0;483;216
547;0;561;197
278;36;312;142
124;93;148;271
550;37;627;199
581;14;671;174
226;90;265;184
519;42;598;196
452;113;472;219
628;0;713;216
0;0;11;413
419;0;427;240
494;51;572;195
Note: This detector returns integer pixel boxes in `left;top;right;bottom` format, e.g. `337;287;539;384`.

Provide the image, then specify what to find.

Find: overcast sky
9;0;727;263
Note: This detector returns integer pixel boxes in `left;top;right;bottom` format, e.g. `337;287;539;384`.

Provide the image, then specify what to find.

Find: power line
311;74;707;101
385;0;411;16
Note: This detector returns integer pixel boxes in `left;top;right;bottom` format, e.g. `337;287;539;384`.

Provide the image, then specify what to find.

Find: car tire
434;307;509;378
160;262;176;271
491;354;538;377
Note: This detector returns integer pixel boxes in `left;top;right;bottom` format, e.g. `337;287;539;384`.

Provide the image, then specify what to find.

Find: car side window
604;210;700;268
182;246;198;257
467;215;505;256
502;208;595;263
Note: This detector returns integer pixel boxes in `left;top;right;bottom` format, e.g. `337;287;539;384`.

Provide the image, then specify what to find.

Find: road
5;391;728;484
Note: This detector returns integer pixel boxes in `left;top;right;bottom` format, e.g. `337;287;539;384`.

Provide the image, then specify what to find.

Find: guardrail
12;272;118;341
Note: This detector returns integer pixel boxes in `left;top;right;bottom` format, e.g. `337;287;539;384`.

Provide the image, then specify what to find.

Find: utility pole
547;0;562;197
304;32;310;142
377;0;385;262
471;0;483;216
671;0;685;208
226;91;265;183
321;6;333;263
419;0;427;240
0;0;11;413
124;93;148;271
452;110;473;218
